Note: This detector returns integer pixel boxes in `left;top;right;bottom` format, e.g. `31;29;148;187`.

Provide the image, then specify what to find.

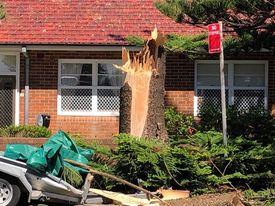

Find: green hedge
76;132;274;194
0;125;52;138
164;107;196;143
74;108;275;195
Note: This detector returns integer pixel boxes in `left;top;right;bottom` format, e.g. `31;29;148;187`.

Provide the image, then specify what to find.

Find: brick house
0;0;274;140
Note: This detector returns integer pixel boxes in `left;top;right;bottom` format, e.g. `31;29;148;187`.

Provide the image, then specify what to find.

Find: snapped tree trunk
116;28;168;140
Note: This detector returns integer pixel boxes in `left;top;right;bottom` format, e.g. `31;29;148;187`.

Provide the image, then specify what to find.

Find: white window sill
57;111;119;117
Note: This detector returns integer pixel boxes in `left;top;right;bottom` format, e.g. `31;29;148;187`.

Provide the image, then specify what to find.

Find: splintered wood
89;189;160;206
116;28;168;140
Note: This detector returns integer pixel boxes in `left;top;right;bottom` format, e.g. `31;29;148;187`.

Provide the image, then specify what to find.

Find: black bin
37;114;51;128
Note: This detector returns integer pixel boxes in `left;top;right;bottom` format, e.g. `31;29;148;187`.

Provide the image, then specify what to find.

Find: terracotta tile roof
0;0;204;45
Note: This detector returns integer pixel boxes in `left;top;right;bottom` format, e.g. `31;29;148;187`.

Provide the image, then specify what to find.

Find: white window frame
57;59;122;116
194;60;268;116
0;52;20;125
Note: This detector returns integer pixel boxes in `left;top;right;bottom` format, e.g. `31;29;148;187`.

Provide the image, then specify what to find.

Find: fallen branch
209;157;244;202
64;159;170;205
163;158;182;187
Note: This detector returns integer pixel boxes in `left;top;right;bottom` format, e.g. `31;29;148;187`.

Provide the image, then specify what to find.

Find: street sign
208;23;221;54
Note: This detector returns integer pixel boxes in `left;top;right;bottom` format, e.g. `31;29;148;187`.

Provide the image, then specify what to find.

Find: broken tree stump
116;28;168;140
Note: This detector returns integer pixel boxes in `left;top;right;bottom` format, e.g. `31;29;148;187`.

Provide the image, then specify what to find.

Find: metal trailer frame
0;156;91;205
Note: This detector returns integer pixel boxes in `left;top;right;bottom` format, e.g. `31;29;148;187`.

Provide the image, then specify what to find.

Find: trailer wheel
0;178;21;206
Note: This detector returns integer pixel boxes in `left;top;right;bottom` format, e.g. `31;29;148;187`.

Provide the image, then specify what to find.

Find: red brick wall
165;53;195;114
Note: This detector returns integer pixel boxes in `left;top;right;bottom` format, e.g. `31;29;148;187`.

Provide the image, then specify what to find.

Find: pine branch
61;164;83;187
155;0;274;47
64;159;171;205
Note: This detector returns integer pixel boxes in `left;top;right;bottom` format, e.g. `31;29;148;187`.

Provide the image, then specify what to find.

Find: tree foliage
83;131;274;194
125;35;146;46
155;0;275;50
125;34;208;57
165;33;207;53
125;33;260;57
74;106;274;194
199;105;274;144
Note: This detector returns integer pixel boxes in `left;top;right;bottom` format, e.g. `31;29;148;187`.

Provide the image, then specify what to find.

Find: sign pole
208;21;227;147
219;21;227;147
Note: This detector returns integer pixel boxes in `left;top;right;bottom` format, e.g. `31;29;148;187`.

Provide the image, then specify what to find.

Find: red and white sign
208;23;222;54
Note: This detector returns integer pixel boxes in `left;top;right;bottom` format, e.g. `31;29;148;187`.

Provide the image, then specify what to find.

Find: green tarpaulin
4;130;94;181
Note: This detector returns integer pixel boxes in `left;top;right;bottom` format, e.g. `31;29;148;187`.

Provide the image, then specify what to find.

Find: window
58;59;124;116
0;54;16;74
195;61;268;115
0;52;20;126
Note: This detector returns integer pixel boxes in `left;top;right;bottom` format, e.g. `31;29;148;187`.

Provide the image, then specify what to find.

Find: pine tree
155;0;274;50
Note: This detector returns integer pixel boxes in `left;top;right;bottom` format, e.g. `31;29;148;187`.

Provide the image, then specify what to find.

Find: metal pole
219;21;227;147
22;47;29;125
24;57;29;125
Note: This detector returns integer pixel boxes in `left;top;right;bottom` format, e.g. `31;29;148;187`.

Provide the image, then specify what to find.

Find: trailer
0;154;91;206
0;131;163;206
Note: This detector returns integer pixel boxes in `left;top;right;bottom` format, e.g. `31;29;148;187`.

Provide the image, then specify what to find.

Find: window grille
98;89;120;112
61;89;93;112
195;61;267;115
234;89;265;111
197;89;229;111
0;89;14;127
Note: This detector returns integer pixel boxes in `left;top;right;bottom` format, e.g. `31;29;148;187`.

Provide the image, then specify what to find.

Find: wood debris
90;188;160;206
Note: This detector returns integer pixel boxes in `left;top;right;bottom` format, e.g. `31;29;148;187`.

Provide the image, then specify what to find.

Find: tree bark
117;28;168;140
119;82;132;134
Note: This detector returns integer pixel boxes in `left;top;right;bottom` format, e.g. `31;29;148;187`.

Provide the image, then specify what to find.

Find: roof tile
0;0;205;45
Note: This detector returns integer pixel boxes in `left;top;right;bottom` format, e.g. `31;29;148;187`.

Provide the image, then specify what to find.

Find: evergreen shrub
0;125;52;138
